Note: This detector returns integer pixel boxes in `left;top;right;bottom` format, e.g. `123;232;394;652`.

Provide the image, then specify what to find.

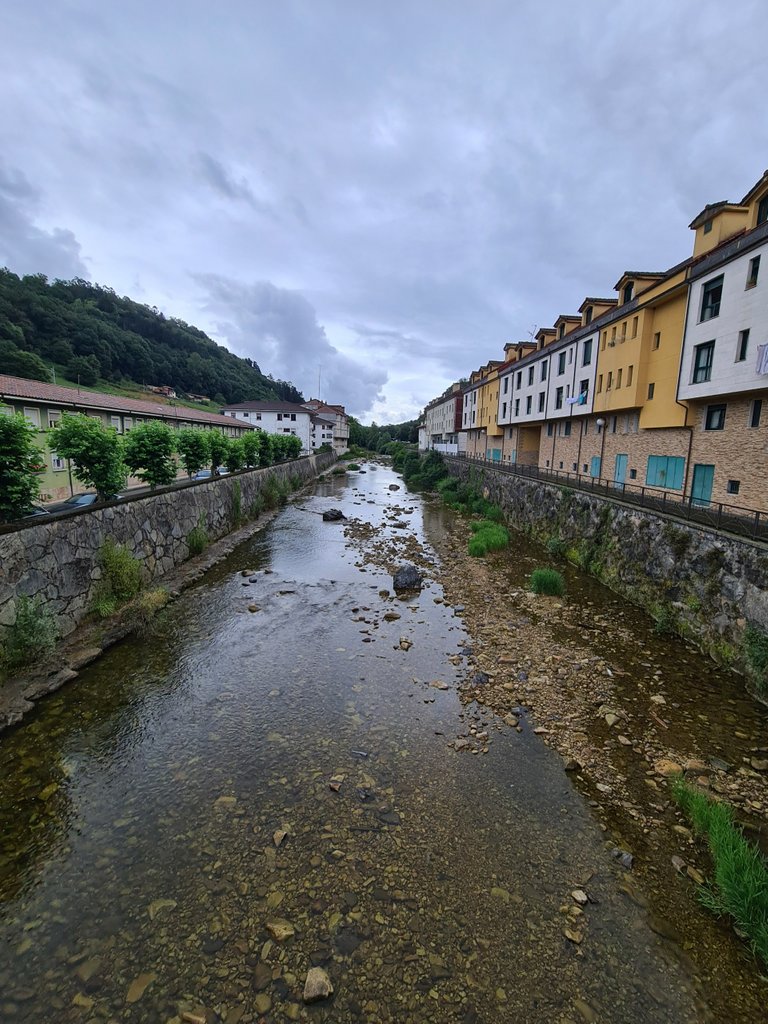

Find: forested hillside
0;269;303;405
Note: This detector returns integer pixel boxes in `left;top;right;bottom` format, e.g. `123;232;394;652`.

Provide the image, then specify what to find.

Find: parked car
22;505;50;518
46;492;122;514
192;468;229;480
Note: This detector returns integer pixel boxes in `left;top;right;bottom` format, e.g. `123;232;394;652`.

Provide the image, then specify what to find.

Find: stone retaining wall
445;459;768;678
0;453;336;639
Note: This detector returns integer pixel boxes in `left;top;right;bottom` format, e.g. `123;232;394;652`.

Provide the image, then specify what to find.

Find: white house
301;399;350;454
423;384;465;454
221;401;313;453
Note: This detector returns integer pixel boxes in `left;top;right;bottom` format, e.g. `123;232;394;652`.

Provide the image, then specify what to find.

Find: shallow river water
0;466;720;1022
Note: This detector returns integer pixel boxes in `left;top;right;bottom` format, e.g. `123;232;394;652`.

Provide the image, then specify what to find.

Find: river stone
266;919;295;941
253;962;271;990
654;758;683;778
303;967;333;1003
126;972;156;1003
322;509;345;521
392;564;422;591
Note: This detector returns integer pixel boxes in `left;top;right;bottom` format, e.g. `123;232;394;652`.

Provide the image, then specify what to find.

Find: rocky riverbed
0;461;760;1022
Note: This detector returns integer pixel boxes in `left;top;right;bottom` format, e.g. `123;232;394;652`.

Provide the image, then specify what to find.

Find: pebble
303;967;333;1003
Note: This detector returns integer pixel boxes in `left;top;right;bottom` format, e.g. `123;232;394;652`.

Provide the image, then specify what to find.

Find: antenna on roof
527;325;538;342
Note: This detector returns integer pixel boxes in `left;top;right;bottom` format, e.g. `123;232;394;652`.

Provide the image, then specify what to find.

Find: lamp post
596;418;606;482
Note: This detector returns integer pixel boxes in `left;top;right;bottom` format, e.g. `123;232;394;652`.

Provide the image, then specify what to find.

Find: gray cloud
195;275;387;416
1;1;767;420
0;164;88;280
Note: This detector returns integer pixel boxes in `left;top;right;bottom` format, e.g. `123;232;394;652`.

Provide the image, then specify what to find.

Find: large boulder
392;564;423;592
322;509;345;522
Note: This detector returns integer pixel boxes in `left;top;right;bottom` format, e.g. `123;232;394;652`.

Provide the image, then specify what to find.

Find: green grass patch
672;778;768;968
187;513;209;556
467;521;509;557
546;536;567;558
744;626;768;695
91;539;143;617
346;462;360;471
529;568;565;596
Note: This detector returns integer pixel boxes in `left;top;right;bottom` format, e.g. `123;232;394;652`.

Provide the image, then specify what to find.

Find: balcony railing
445;453;768;542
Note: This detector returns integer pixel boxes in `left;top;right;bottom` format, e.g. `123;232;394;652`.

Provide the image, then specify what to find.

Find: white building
423;384;465;454
221;401;313;452
301;399;350;454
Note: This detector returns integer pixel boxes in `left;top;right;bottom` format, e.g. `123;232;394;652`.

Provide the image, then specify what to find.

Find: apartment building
302;399;350;455
678;170;768;507
0;374;253;501
422;383;465;454
221;401;314;452
461;359;504;459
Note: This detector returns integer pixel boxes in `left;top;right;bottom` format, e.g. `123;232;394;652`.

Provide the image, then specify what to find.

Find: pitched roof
0;375;250;428
221;400;311;414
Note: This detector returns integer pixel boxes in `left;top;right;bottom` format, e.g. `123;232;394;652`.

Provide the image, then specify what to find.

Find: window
746;255;761;289
648;382;655;399
563;421;571;436
601;331;607;350
629;468;637;480
110;415;122;432
692;340;715;383
750;399;762;428
568;348;573;364
290;413;296;421
558;461;564;469
646;455;685;489
558;352;566;375
546;423;554;437
514;399;520;417
516;371;522;390
616;368;623;388
727;480;740;495
585;306;593;324
538;392;545;413
627;365;634;386
583;463;588;472
584;420;589;435
503;377;509;394
501;402;507;418
541;362;548;382
597;374;603;393
51;452;66;471
700;275;723;321
653;332;660;350
632;317;638;338
572;462;578;472
579;378;588;396
607;371;613;389
527;367;533;386
558;324;565;339
526;396;532;415
611;326;617;341
555;387;563;409
582;338;593;366
277;413;283;421
23;407;40;428
705;404;726;430
47;410;61;430
737;329;750;362
255;413;262;421
610;416;618;433
758;194;768;226
703;219;713;234
623;282;634;303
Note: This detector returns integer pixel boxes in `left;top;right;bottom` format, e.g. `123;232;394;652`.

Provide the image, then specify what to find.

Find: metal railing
445;453;768;543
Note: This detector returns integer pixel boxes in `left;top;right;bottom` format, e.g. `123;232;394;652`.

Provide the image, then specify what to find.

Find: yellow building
460;359;503;460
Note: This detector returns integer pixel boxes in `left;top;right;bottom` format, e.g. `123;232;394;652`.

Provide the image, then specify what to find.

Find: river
0;463;736;1022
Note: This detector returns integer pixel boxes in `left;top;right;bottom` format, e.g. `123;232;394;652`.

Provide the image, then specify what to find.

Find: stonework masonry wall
0;453;335;640
445;458;768;680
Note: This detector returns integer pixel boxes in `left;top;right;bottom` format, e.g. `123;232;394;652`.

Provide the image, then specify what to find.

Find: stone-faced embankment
0;453;336;641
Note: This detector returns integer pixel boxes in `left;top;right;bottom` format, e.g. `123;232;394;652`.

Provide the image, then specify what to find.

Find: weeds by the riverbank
672;778;768;968
0;596;57;673
530;568;565;596
469;520;509;557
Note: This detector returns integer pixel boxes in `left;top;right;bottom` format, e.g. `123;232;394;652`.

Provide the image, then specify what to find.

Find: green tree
0;413;44;521
241;430;261;468
285;434;302;460
0;341;51;382
224;437;245;473
259;432;274;467
48;413;127;499
67;354;100;386
208;431;230;473
176;427;210;476
123;421;177;488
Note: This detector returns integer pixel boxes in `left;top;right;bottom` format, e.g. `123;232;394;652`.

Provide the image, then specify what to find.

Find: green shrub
90;539;143;618
673;778;768;968
1;596;57;670
467;521;509;557
187;513;209;556
128;587;170;634
289;473;302;491
249;496;265;519
529;568;565;596
347;462;360;470
332;466;347;476
547;536;567;558
744;626;768;694
261;475;283;509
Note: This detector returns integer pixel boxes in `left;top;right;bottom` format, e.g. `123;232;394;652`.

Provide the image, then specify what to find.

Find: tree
259;432;275;467
241;430;261;468
123;421;177;488
285;434;302;460
0;413;44;521
67;354;100;386
48;413;127;499
176;427;210;477
207;431;230;473
224;437;245;473
0;341;51;382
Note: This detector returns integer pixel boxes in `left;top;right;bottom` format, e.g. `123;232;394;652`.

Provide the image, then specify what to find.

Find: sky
2;1;768;423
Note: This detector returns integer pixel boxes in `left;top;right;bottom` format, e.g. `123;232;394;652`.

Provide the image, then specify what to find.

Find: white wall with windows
543;330;598;420
678;236;768;401
497;351;551;427
224;408;312;452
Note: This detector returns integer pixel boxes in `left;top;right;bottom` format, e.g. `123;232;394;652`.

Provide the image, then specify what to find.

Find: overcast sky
2;1;767;422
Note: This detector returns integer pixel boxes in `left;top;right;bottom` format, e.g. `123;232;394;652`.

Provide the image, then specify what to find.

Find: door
691;463;714;506
589;456;601;479
613;453;628;488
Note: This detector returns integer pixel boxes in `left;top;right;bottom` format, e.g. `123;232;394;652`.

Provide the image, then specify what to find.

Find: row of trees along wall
0;452;337;646
444;459;768;693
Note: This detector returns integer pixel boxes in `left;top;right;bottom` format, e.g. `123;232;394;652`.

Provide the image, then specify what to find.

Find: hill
0;269;303;406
